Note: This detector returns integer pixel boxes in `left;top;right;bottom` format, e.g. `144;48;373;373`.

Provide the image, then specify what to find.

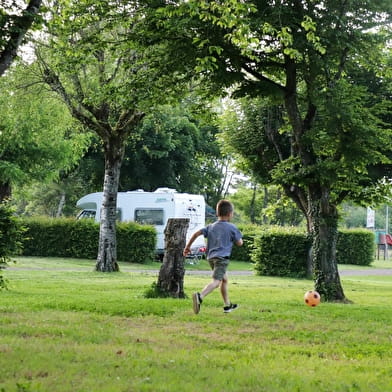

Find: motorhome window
134;209;164;225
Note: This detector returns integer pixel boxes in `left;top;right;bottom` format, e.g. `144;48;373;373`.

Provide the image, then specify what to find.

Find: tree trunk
157;218;190;298
95;148;123;272
0;182;11;202
250;182;257;224
55;191;66;217
309;187;347;302
262;186;268;224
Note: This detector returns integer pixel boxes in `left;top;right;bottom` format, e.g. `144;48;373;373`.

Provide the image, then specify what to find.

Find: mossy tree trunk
157;218;189;298
309;187;347;302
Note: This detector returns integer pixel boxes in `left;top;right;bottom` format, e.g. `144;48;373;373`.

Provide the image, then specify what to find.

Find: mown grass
1;257;392;391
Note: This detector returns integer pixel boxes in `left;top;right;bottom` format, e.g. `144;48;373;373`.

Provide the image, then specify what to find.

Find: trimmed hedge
0;202;25;289
21;217;156;263
249;227;375;277
251;227;311;278
0;202;25;262
336;229;375;266
231;224;263;262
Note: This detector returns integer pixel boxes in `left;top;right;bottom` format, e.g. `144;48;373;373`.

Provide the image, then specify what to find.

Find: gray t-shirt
201;220;242;260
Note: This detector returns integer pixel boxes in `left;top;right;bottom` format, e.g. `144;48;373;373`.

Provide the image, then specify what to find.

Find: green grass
1;257;392;391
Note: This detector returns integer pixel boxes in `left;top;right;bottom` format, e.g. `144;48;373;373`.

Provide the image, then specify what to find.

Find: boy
183;199;243;314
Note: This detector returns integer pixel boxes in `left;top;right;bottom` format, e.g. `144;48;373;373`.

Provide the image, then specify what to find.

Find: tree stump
157;218;189;298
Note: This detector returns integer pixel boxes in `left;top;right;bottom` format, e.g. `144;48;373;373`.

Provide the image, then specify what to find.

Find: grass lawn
1;256;392;391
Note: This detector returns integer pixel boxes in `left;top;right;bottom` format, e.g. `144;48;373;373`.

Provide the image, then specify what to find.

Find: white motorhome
76;188;206;256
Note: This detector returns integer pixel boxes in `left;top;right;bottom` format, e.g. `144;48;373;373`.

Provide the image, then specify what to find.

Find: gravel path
113;268;392;276
6;266;392;276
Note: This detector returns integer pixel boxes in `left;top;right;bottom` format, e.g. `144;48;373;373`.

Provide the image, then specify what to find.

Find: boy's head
216;200;234;218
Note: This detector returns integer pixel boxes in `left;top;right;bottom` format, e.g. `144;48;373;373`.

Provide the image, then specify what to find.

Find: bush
117;221;156;263
252;226;310;278
250;226;375;277
21;217;156;263
231;224;263;262
0;201;25;289
336;229;375;266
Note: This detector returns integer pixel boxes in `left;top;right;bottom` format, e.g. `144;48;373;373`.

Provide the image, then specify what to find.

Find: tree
37;1;197;272
120;104;224;197
151;0;392;301
229;183;304;226
0;0;42;76
53;102;227;213
0;65;89;202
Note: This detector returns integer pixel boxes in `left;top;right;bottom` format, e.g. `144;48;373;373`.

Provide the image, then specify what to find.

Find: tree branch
241;62;286;93
38;60;109;138
0;0;42;76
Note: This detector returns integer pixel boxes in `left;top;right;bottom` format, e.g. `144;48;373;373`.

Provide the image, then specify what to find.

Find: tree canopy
147;0;392;300
0;64;90;201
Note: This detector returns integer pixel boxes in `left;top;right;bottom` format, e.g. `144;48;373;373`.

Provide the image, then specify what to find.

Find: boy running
183;200;243;314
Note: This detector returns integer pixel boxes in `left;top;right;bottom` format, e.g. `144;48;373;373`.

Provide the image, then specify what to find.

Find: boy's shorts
208;257;229;281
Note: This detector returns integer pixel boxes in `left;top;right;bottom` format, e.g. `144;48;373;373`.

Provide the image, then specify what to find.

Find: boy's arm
183;229;203;256
235;238;243;247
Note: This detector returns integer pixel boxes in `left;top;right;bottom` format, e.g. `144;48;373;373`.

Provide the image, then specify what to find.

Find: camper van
76;188;206;257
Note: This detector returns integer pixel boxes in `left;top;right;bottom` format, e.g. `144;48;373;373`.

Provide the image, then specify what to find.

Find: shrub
251;226;375;277
232;224;263;262
252;226;310;278
21;217;156;263
337;229;375;266
0;201;25;289
117;221;156;263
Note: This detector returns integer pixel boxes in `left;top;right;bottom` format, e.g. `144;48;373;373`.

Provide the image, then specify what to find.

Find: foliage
153;0;392;300
0;201;25;289
116;221;156;263
229;184;304;226
339;203;392;230
12;172;90;218
61;102;227;208
337;229;375;266
0;0;42;76
0;65;90;200
121;104;224;196
21;217;156;263
35;0;213;270
252;226;311;278
251;226;375;276
231;223;263;262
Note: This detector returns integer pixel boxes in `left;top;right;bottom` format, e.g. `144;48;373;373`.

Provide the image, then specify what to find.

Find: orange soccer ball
304;290;321;307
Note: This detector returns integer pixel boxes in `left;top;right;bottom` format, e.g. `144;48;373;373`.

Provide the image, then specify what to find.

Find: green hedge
21;217;156;263
0;202;25;289
248;227;375;277
251;227;311;278
336;229;375;266
231;224;263;262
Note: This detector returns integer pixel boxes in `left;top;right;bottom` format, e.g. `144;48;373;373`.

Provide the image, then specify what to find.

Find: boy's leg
220;273;230;306
200;278;221;299
199;258;222;300
197;257;228;301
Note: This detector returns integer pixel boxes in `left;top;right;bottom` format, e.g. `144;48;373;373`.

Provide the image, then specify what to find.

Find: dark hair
216;200;233;217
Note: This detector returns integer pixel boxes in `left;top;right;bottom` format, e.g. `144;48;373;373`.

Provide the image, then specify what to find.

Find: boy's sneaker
192;292;202;314
223;303;238;313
